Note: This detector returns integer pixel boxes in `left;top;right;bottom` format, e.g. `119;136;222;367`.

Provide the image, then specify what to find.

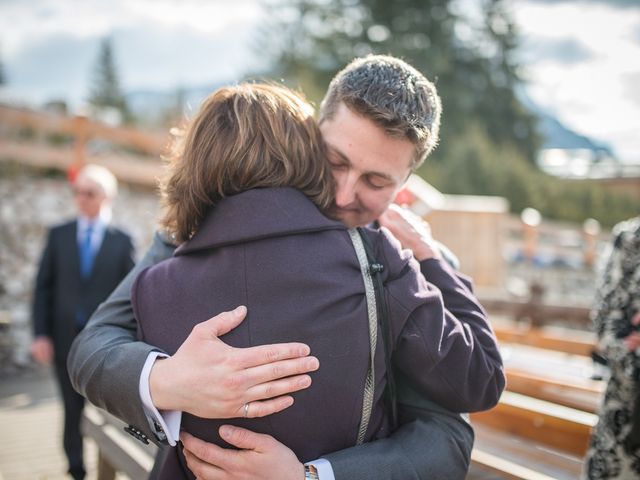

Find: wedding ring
243;402;249;418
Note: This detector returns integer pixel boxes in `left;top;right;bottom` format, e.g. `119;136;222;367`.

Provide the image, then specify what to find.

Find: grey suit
68;227;475;480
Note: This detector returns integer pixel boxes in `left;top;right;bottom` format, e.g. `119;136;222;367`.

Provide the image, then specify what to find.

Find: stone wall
0;164;160;368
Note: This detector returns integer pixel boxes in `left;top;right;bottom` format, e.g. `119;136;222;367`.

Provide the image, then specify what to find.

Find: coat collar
175;188;344;256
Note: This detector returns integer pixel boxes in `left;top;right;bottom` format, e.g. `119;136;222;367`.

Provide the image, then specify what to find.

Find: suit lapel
89;227;115;281
66;220;82;280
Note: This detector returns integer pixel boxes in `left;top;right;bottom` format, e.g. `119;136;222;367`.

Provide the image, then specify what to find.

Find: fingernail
300;376;312;387
219;425;233;439
300;345;311;356
234;306;247;316
308;357;319;370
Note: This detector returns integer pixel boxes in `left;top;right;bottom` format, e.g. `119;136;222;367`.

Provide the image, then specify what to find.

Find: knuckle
265;348;281;362
251;402;265;418
263;382;276;398
270;363;283;379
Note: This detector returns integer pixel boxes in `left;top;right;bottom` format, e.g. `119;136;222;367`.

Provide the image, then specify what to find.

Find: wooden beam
506;368;602;413
473;423;583;480
471;391;597;457
494;323;596;356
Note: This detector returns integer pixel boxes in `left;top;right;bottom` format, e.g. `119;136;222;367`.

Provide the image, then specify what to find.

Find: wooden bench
472;391;596;457
472;423;584;480
470;391;597;479
493;322;596;357
470;322;602;479
82;404;156;480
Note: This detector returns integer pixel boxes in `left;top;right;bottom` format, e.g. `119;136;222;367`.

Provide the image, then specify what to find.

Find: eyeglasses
73;188;100;199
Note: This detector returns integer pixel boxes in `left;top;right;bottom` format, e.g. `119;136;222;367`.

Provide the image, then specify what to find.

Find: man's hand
31;336;54;365
149;306;319;419
378;203;443;261
181;428;304;480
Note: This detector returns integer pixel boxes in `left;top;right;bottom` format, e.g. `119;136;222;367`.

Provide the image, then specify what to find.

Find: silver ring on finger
243;402;250;418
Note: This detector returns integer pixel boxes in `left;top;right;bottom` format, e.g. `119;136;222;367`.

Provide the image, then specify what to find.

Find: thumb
202;306;247;338
219;425;271;451
632;313;640;326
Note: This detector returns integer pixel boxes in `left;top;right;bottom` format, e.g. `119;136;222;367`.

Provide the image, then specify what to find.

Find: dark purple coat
132;188;504;479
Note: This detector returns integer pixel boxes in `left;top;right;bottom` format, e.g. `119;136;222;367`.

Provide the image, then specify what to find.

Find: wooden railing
0;104;169;187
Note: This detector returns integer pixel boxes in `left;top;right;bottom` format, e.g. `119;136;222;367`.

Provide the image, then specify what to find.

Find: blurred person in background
584;216;640;479
31;164;135;480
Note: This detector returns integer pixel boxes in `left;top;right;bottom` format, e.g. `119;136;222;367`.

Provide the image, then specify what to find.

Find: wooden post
582;218;600;268
521;208;541;262
71;115;89;177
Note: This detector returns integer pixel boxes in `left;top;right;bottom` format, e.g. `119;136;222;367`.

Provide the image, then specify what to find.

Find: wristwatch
304;464;319;480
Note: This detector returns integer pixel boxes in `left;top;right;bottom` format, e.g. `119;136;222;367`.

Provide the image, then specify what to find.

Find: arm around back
67;231;175;439
325;370;473;480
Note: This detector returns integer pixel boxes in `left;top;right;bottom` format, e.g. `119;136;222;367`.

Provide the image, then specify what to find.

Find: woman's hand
378;204;443;262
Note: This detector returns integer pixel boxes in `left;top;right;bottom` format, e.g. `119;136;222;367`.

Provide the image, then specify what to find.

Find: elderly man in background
31;164;135;480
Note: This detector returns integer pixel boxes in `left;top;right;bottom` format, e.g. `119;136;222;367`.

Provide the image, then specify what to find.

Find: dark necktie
80;224;95;279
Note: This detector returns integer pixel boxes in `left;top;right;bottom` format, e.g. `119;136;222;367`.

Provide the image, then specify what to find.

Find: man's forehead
327;142;409;182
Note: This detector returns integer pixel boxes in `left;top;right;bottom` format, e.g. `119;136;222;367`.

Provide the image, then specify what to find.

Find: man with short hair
32;164;135;480
69;55;500;480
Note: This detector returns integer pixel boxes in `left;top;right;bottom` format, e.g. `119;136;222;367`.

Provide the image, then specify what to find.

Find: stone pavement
0;366;128;480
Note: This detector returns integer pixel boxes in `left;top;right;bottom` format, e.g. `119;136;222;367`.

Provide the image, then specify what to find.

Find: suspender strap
356;227;398;431
348;228;378;444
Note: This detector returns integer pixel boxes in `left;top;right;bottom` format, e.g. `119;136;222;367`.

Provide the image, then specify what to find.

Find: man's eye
330;162;348;170
365;177;389;189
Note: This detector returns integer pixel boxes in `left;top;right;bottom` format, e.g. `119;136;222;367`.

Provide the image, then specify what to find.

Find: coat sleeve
325;370;473;480
592;219;640;374
377;228;505;413
32;228;55;338
67;231;175;444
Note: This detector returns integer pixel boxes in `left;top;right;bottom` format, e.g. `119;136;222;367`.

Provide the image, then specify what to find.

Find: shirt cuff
139;351;182;446
306;458;334;480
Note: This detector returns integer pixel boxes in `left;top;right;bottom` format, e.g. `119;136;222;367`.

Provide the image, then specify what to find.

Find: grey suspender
348;228;378;444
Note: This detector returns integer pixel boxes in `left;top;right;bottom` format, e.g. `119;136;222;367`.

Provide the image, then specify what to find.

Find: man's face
320;103;415;228
73;177;107;219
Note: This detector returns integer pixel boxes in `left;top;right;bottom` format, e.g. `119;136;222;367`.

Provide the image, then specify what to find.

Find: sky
1;0;639;163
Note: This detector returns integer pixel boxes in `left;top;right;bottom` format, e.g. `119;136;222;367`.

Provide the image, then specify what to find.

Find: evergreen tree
88;38;131;122
0;47;5;86
258;0;539;163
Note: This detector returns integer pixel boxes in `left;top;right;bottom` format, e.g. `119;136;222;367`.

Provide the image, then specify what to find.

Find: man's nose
334;172;358;207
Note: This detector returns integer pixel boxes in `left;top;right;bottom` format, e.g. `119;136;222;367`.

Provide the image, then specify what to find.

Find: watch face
305;464;319;480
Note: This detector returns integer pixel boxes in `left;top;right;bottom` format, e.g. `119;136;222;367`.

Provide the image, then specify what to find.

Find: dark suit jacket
33;219;135;365
132;188;503;479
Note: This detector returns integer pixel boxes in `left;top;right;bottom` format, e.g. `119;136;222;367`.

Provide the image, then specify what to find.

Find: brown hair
160;83;334;243
320;55;441;168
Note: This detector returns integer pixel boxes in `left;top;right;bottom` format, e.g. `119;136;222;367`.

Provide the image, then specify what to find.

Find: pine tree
0;48;5;86
88;38;131;123
257;0;539;163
